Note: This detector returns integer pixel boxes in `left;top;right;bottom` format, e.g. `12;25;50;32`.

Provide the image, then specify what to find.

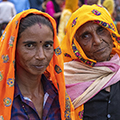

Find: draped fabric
0;9;74;120
61;4;120;120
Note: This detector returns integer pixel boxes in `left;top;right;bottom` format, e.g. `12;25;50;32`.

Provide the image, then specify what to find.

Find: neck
15;67;43;98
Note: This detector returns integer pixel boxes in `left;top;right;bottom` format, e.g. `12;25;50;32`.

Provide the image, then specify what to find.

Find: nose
35;47;45;60
92;34;101;46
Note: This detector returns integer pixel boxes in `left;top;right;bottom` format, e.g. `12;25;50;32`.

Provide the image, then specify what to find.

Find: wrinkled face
16;23;54;76
75;22;113;62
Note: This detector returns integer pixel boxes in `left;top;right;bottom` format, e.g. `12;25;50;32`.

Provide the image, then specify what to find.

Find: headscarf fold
0;9;74;120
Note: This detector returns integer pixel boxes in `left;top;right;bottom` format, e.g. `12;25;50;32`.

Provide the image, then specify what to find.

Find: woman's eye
44;43;53;49
78;32;91;46
25;43;34;49
81;34;89;39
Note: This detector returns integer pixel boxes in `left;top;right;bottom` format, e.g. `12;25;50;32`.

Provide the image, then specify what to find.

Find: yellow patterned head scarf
61;4;120;66
0;9;74;120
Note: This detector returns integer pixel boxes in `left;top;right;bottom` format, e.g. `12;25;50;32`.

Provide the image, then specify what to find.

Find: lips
94;46;107;53
33;65;45;69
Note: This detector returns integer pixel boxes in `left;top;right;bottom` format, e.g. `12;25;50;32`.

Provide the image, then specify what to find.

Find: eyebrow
96;26;103;29
23;40;54;44
23;41;36;44
44;41;54;44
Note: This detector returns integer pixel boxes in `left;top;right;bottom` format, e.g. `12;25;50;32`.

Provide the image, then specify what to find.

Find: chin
96;57;110;62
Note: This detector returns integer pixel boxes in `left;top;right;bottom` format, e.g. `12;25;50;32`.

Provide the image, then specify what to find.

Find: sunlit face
16;24;54;76
75;22;113;62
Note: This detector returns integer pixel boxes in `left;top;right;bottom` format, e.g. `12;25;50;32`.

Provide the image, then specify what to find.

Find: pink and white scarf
64;54;120;108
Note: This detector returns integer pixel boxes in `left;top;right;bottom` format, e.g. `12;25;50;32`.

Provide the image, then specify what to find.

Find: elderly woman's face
16;24;54;76
75;22;113;62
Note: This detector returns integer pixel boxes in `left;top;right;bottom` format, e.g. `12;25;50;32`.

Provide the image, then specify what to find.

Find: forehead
19;23;53;42
76;21;102;34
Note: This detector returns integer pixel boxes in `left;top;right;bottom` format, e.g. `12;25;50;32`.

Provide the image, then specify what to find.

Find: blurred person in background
115;0;120;21
0;0;16;36
101;0;120;34
41;0;50;12
9;0;30;14
29;0;43;10
57;0;80;43
86;0;99;5
45;0;64;33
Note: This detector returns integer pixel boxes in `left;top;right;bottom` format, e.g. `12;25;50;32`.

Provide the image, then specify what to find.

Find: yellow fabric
75;105;84;120
97;0;101;5
102;0;115;15
57;9;72;43
61;4;120;119
65;0;79;12
0;9;75;120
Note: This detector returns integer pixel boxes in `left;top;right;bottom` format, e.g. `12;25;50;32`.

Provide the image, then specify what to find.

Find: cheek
80;43;95;58
16;50;33;66
45;49;54;61
103;36;113;47
81;43;92;54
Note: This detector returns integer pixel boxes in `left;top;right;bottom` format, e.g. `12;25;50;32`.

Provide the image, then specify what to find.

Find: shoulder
7;1;15;6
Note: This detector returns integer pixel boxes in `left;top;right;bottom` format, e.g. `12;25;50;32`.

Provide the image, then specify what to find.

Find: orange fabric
75;105;84;120
0;9;74;120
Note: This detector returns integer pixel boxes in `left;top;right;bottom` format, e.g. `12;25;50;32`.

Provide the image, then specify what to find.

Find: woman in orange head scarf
61;4;120;120
0;9;74;120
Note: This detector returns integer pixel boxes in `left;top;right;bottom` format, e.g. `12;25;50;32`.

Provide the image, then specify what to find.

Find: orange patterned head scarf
61;4;120;66
0;9;74;120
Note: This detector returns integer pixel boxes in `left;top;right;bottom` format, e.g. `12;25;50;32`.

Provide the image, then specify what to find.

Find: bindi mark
38;23;42;28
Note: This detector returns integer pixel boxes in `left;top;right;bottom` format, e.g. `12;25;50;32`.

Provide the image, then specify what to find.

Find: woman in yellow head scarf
0;9;74;120
61;4;120;120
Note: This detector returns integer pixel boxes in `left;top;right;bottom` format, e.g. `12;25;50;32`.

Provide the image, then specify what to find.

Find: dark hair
17;14;54;40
